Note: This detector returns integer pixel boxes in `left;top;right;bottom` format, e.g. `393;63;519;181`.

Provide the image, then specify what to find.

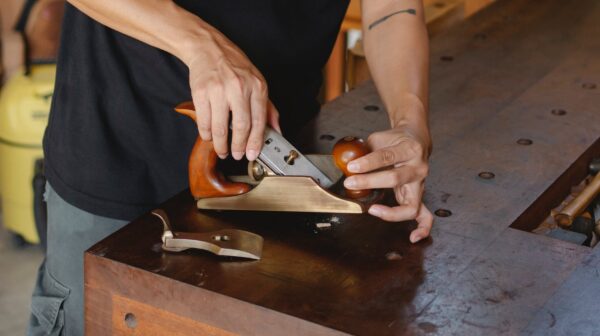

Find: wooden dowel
555;173;600;228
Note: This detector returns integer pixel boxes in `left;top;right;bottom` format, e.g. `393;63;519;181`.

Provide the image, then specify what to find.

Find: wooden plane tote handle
174;101;251;199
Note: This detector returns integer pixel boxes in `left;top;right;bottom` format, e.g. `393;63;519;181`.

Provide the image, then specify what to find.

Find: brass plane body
196;155;382;213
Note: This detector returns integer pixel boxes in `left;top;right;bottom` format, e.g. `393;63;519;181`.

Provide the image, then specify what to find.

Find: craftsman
28;0;433;335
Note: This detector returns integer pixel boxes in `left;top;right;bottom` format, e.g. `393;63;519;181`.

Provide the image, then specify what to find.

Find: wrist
388;94;432;157
388;92;428;128
177;23;217;67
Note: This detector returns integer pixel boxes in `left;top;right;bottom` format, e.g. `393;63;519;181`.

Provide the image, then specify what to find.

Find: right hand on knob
337;127;433;243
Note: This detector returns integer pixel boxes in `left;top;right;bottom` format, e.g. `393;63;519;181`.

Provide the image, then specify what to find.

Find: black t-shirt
44;1;348;220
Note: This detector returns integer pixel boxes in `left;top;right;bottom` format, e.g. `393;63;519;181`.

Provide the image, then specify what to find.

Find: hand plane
175;101;382;214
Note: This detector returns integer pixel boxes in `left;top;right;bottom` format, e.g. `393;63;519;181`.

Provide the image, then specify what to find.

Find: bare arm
67;0;280;161
362;0;429;128
346;0;433;243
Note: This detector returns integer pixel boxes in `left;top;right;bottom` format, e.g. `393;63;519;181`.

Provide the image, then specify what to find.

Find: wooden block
111;295;235;336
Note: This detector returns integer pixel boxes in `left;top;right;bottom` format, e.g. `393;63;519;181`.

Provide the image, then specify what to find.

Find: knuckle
229;75;245;91
380;149;396;165
213;124;227;138
406;141;424;158
193;87;208;100
254;77;267;93
198;124;211;133
246;138;262;150
252;115;266;126
418;164;430;178
252;109;267;123
406;207;419;219
209;83;225;96
423;210;434;222
232;121;250;133
391;172;403;186
367;133;378;146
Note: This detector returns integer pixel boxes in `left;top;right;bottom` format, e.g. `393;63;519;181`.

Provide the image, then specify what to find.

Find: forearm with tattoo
368;8;416;30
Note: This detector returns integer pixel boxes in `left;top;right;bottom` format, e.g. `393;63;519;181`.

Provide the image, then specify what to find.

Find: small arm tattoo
368;8;417;30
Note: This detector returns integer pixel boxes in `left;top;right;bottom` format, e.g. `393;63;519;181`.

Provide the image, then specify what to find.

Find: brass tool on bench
175;102;381;214
555;171;600;228
151;209;263;260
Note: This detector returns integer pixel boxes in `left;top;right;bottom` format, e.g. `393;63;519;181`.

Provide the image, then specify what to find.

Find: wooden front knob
332;136;371;199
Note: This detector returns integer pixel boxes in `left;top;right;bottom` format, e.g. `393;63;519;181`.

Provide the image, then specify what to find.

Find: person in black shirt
29;1;433;335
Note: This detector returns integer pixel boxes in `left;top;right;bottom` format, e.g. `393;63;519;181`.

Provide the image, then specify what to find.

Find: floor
0;212;44;336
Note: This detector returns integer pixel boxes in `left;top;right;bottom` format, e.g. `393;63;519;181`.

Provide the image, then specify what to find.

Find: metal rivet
285;150;299;165
517;138;533;145
213;235;230;241
124;313;137;329
440;55;454;62
478;171;495;180
364;105;380;111
582;83;597;90
319;134;335;141
386;251;403;261
434;209;452;217
551;109;567;116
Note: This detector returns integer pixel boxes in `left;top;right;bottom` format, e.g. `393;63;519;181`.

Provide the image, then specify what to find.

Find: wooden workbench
85;0;600;334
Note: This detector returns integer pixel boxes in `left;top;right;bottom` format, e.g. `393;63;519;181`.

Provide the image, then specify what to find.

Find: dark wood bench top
86;0;600;334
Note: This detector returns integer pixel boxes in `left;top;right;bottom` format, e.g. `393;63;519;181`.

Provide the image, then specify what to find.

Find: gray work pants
27;184;128;335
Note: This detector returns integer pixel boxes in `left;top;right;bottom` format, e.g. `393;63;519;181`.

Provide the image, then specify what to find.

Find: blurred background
0;0;493;334
1;0;63;334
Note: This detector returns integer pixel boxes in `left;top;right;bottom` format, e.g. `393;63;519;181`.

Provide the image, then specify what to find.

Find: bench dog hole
434;209;452;217
478;171;495;180
124;313;137;329
517;138;533;145
582;82;597;90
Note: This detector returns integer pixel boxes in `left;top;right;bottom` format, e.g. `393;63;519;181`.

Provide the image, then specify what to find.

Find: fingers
246;82;268;161
209;89;230;159
229;86;252;161
348;140;422;174
202;75;270;161
193;93;212;141
410;203;434;243
368;182;433;243
344;164;427;190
